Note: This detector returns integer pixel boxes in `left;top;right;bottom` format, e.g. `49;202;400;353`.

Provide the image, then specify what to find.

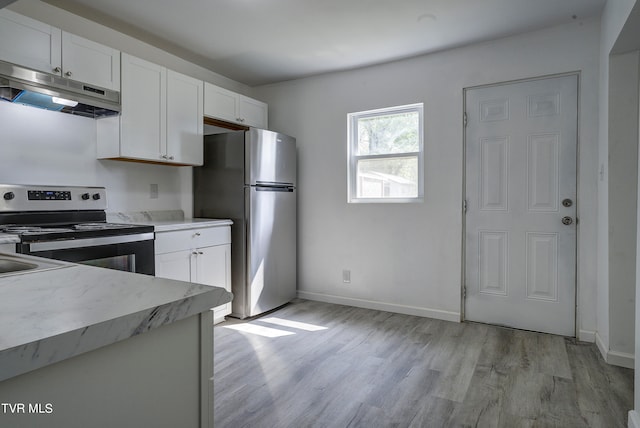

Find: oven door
17;233;155;275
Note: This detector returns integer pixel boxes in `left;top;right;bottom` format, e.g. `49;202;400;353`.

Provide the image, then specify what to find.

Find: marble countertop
150;218;233;232
0;253;232;382
0;233;20;244
107;210;232;232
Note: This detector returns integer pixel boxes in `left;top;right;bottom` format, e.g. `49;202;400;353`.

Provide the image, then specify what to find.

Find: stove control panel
0;185;107;212
28;190;72;201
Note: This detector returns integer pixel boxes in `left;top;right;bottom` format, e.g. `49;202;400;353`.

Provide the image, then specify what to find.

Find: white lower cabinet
155;225;231;323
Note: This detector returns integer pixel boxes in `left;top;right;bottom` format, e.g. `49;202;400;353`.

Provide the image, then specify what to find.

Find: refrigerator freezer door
246;128;297;186
245;186;297;317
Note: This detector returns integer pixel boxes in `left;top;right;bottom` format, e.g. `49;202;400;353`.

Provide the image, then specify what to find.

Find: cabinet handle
65;71;72;77
168;155;174;160
194;232;201;237
160;154;168;159
53;66;61;73
192;251;198;255
198;251;203;255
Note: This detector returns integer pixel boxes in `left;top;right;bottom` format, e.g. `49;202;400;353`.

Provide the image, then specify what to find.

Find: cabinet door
194;245;229;288
0;9;61;74
61;32;120;90
238;96;268;128
120;53;166;161
195;245;232;321
167;70;203;165
204;83;238;123
155;250;192;282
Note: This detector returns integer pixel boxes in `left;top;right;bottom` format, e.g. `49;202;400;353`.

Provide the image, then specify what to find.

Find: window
347;103;424;203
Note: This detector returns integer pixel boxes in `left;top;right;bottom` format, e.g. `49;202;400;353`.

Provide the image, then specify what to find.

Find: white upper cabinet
204;82;268;129
98;53;203;166
238;96;268;129
0;9;61;74
119;54;166;161
61;32;120;90
0;10;120;90
167;70;204;165
204;84;237;123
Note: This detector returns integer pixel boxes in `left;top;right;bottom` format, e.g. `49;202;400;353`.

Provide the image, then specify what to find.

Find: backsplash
0;102;192;215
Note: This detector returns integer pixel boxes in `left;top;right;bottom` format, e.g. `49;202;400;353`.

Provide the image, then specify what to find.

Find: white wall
0;102;188;214
596;0;638;370
253;18;601;331
608;51;639;365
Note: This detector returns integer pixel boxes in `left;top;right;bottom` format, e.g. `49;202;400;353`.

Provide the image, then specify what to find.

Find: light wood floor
213;299;633;427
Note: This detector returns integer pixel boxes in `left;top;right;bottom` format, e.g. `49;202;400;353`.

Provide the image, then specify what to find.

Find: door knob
562;216;573;225
562;198;573;207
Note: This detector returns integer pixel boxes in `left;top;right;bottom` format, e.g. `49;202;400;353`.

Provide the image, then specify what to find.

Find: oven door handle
27;233;155;252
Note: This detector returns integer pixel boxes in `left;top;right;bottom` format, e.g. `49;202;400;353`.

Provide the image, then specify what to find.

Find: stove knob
81;193;90;200
92;193;101;200
3;192;14;200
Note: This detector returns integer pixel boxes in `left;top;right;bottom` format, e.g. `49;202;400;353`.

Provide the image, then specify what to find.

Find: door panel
464;75;577;336
246;129;297;185
246;187;297;317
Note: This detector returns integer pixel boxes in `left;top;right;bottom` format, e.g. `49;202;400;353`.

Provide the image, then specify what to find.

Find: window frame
347;103;424;203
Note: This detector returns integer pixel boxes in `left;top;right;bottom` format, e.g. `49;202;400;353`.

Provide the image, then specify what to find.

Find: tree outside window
348;104;424;203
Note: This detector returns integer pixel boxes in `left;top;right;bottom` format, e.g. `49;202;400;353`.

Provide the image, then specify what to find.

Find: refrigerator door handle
255;181;295;187
255;186;294;192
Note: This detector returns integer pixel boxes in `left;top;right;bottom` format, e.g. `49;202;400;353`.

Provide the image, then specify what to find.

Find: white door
464;75;578;336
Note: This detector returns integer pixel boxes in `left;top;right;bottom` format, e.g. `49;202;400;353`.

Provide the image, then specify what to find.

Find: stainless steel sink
0;253;68;277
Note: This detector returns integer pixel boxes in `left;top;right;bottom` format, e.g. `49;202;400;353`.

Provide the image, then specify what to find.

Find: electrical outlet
150;183;158;199
342;269;351;283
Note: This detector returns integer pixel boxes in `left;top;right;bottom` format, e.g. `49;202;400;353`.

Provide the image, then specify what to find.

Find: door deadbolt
562;198;573;207
562;216;573;225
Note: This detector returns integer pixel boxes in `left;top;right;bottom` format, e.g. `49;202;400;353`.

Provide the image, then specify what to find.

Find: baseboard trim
594;331;635;369
595;331;608;361
607;349;635;369
296;291;461;323
578;329;596;343
629;410;640;428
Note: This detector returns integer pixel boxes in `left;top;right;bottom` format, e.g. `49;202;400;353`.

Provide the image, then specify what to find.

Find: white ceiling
41;0;606;87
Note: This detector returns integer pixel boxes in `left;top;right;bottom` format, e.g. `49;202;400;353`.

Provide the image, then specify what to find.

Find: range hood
0;60;120;118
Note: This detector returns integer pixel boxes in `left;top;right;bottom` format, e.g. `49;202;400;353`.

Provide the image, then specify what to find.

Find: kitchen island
0;253;231;428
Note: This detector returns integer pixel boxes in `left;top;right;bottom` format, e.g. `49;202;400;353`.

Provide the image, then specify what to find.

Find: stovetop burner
72;223;140;231
0;223;143;235
1;225;75;234
0;222;154;243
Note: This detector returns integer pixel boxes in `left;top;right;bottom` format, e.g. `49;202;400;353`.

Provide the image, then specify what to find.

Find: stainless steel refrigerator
194;128;297;319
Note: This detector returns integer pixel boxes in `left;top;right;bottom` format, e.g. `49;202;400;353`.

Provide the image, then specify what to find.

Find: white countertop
0;233;20;244
0;253;232;382
138;218;233;233
106;211;232;232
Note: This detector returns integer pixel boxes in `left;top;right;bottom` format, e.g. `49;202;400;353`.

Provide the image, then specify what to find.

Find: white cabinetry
155;225;232;323
98;53;203;166
167;70;204;165
60;32;120;90
0;9;120;90
204;82;268;128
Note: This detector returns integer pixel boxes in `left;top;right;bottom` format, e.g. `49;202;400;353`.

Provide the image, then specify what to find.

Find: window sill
348;197;424;204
